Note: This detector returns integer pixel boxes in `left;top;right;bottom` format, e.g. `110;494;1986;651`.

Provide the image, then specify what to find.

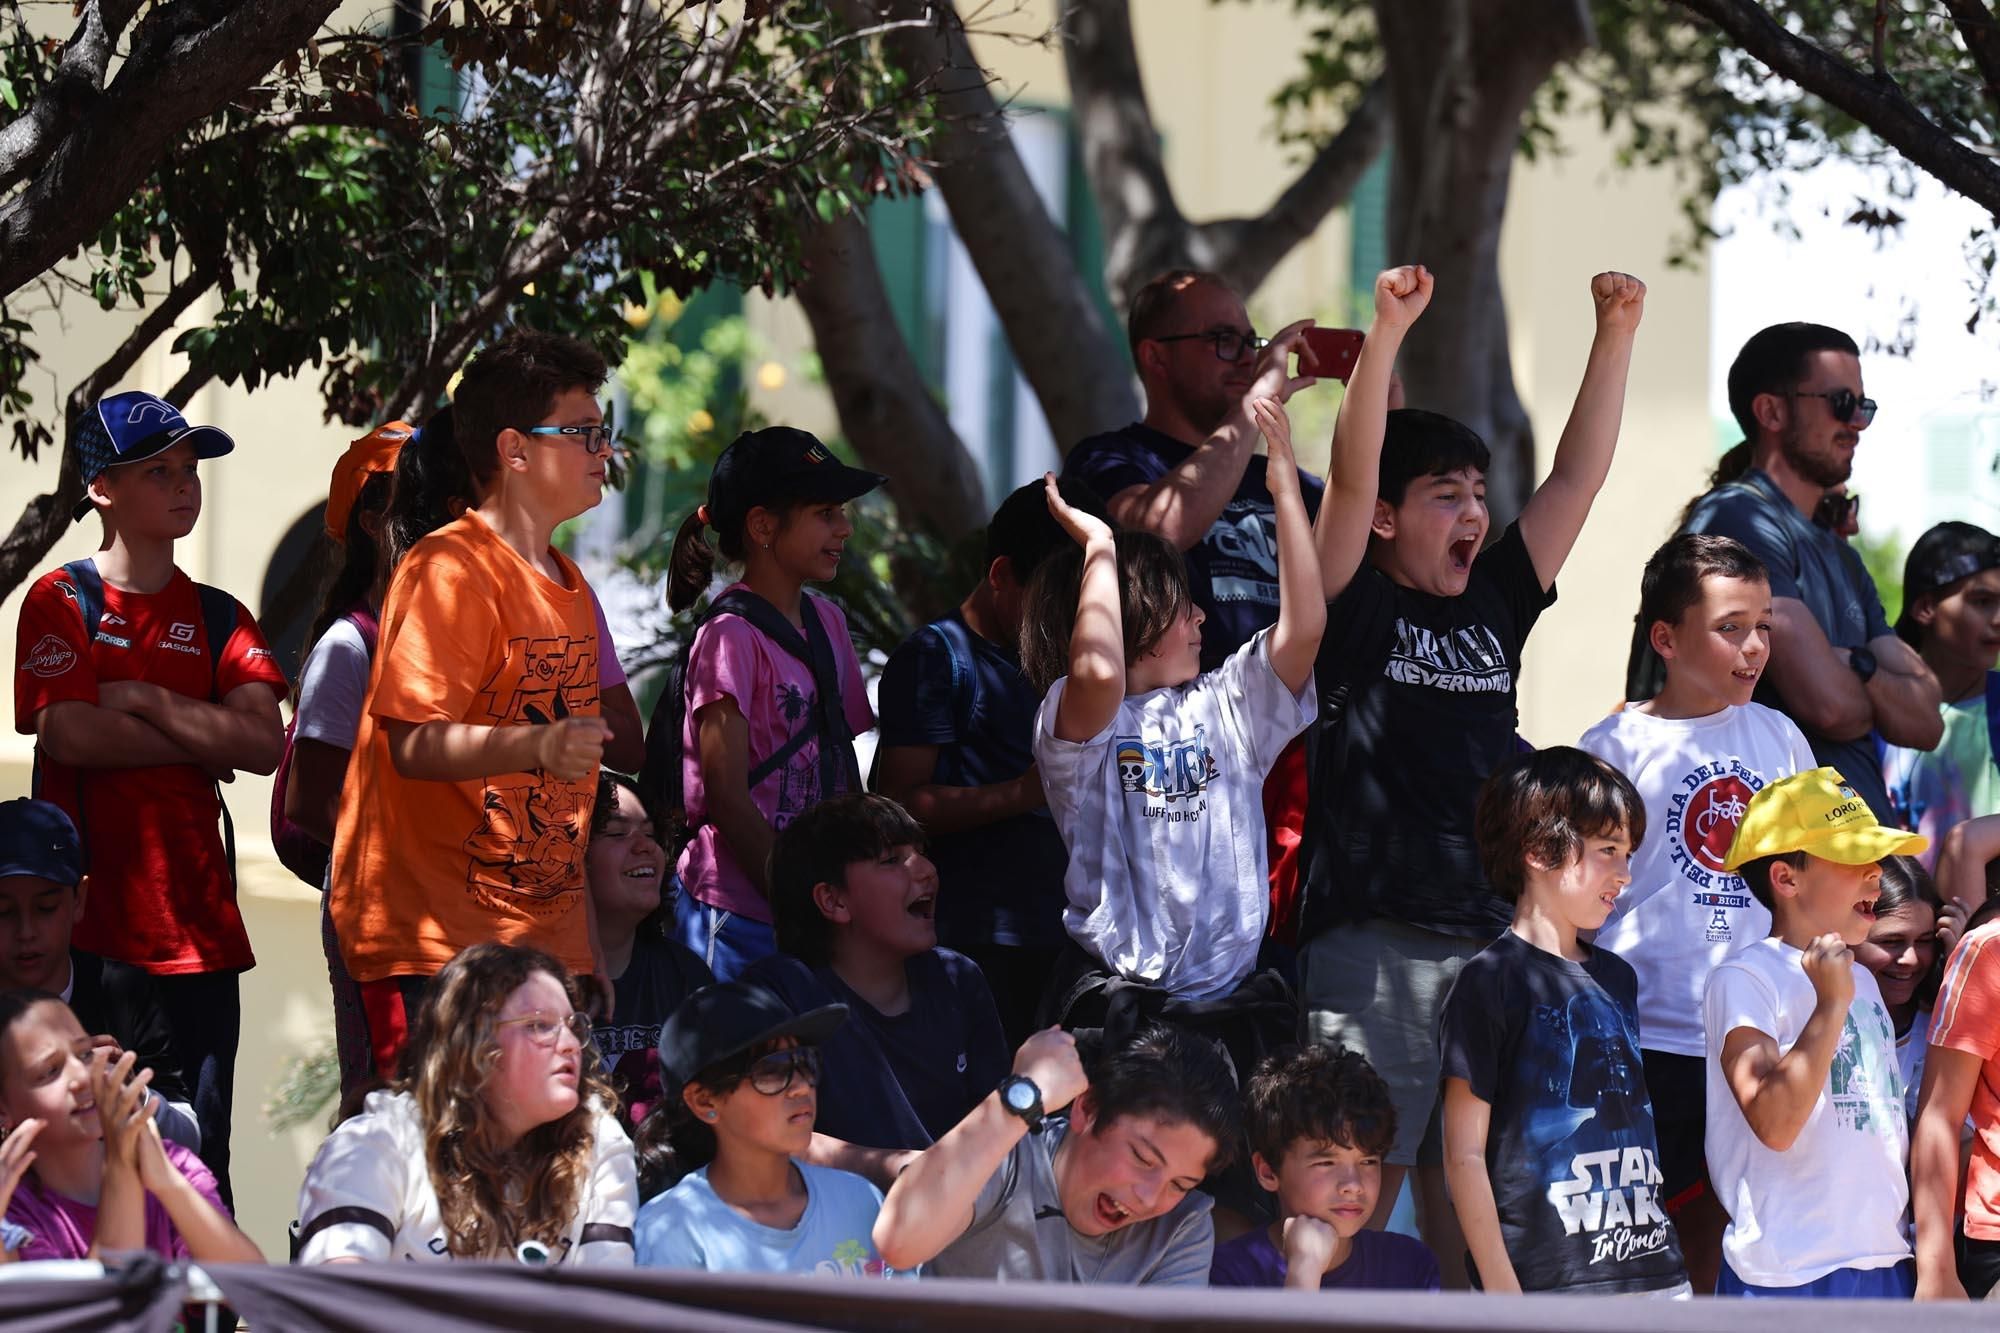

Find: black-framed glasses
526;424;619;456
747;1046;821;1096
496;1010;593;1048
1150;328;1268;363
1792;388;1877;428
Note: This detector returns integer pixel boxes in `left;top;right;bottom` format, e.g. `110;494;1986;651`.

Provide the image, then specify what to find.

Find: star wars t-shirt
1703;939;1910;1286
1064;422;1323;671
1578;702;1817;1056
1301;522;1554;941
1439;931;1687;1295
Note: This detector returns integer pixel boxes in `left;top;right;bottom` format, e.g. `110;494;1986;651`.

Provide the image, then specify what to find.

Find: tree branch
1194;80;1391;296
0;0;341;299
0;0;144;194
1670;0;2000;219
1941;0;2000;121
795;209;987;539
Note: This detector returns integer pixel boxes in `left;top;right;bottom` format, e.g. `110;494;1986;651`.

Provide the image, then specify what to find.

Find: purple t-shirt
1209;1224;1440;1291
6;1140;227;1261
678;584;874;922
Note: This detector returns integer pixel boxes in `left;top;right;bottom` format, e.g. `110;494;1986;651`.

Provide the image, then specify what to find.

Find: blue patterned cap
71;391;235;521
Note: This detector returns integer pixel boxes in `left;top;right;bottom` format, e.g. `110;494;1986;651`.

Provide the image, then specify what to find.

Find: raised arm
1251;397;1323;694
1717;935;1853;1151
1517;272;1646;590
1315;266;1432;600
1107;324;1318;551
1046;476;1126;744
1937;814;2000;919
873;1027;1087;1271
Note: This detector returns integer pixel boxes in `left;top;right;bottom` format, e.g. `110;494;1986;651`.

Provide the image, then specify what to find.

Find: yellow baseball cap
1720;766;1928;871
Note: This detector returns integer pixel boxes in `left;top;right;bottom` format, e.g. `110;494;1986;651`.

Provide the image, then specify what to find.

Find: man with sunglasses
1063;270;1323;670
1633;322;1941;822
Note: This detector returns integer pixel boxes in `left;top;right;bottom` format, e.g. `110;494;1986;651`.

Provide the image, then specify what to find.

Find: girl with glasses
295;942;638;1265
634;980;897;1276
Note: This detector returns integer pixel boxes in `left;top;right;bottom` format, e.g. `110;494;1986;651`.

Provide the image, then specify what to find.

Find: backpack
31;559;244;883
638;588;860;855
270;604;380;889
867;614;978;790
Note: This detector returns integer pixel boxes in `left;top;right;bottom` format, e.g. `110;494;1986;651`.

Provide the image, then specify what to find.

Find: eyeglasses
1791;388;1877;428
525;424;619;457
495;1010;593;1048
1150;328;1268;363
746;1046;820;1096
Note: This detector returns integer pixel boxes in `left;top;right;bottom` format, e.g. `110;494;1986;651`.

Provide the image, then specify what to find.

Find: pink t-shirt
6;1140;227;1261
678;585;874;922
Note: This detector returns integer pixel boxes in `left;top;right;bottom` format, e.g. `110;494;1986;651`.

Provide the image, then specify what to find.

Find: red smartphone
1297;327;1365;383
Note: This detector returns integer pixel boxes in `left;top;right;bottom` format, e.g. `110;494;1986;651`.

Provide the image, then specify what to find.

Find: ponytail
666;509;717;614
633;1090;717;1200
1676;440;1754;531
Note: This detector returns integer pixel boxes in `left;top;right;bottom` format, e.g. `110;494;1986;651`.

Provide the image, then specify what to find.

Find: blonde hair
401;943;615;1260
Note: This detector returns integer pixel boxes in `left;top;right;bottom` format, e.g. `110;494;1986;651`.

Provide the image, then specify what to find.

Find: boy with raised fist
1705;767;1926;1297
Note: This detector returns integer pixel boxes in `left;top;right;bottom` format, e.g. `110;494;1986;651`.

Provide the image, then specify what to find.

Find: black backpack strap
796;596;860;799
61;560;105;640
193;581;244;890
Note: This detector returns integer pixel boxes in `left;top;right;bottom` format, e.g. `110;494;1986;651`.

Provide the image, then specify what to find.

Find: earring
703;1111;717;1122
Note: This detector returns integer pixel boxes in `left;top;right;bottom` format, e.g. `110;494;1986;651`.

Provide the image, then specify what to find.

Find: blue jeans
1718;1258;1915;1298
672;885;775;982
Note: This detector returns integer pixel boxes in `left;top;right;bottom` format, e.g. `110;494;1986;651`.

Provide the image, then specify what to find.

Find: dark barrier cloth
0;1253;185;1333
200;1264;2000;1333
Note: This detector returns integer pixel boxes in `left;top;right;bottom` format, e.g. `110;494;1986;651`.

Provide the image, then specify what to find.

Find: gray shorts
1300;916;1492;1167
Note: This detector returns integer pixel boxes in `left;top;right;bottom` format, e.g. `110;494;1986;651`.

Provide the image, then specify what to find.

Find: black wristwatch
998;1075;1045;1131
1848;645;1879;685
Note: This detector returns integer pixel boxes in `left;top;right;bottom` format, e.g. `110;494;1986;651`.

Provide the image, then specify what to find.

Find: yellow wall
0;0;1711;1258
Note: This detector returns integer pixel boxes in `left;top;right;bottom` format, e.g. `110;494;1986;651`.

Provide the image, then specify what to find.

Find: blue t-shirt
875;611;1068;949
741;949;1010;1150
1064;422;1324;671
634;1160;892;1276
1209;1224;1441;1291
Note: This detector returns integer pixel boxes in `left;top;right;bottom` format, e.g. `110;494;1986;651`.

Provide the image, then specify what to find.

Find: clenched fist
1012;1026;1089;1115
1375;265;1433;330
1801;931;1856;1012
1591;271;1646;334
536;716;611;781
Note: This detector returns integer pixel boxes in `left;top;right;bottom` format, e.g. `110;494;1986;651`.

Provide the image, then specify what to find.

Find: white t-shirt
1895;1006;1930;1124
295;616;372;748
1702;939;1910;1286
1033;629;1313;1000
1579;703;1816;1056
296;1090;637;1265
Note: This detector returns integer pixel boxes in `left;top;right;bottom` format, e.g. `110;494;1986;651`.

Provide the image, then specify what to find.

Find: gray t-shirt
925;1118;1214;1284
1641;470;1894;819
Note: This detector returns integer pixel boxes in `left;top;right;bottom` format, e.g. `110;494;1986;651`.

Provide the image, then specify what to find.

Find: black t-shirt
1439;932;1686;1295
591;932;714;1120
741;949;1011;1150
875;611;1068;950
1300;522;1553;939
1064;422;1324;671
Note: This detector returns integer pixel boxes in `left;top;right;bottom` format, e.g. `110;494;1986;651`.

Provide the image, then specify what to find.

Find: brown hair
1637;532;1769;637
401;943;615;1260
450;329;609;490
1475;747;1647;902
1019;529;1192;693
1243;1043;1395;1167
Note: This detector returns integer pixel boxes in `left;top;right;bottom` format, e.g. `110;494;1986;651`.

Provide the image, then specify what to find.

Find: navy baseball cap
657;980;845;1092
0;799;84;886
703;427;884;539
71;390;235;521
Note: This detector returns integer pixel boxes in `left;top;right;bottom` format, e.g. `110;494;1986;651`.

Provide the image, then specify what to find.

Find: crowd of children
7;259;2000;1305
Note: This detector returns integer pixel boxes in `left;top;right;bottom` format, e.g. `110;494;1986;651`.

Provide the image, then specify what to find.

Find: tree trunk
795;210;989;540
1374;0;1591;525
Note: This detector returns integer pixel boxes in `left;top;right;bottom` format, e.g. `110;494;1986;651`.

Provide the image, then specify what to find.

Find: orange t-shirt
1931;920;2000;1241
329;515;600;982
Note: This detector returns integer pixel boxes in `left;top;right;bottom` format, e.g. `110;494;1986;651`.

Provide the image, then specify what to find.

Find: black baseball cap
703;427;885;538
1897;520;2000;643
0;799;84;886
657;979;846;1091
70;391;235;521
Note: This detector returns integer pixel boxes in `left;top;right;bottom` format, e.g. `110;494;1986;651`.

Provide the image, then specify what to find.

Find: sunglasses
1814;490;1860;530
1791;387;1877;427
746;1046;821;1096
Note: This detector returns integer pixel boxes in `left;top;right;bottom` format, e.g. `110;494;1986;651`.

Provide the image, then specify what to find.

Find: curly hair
1243;1044;1395;1167
400;943;616;1260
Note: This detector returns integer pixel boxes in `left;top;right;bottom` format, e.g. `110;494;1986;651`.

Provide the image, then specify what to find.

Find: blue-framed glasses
525;424;617;456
